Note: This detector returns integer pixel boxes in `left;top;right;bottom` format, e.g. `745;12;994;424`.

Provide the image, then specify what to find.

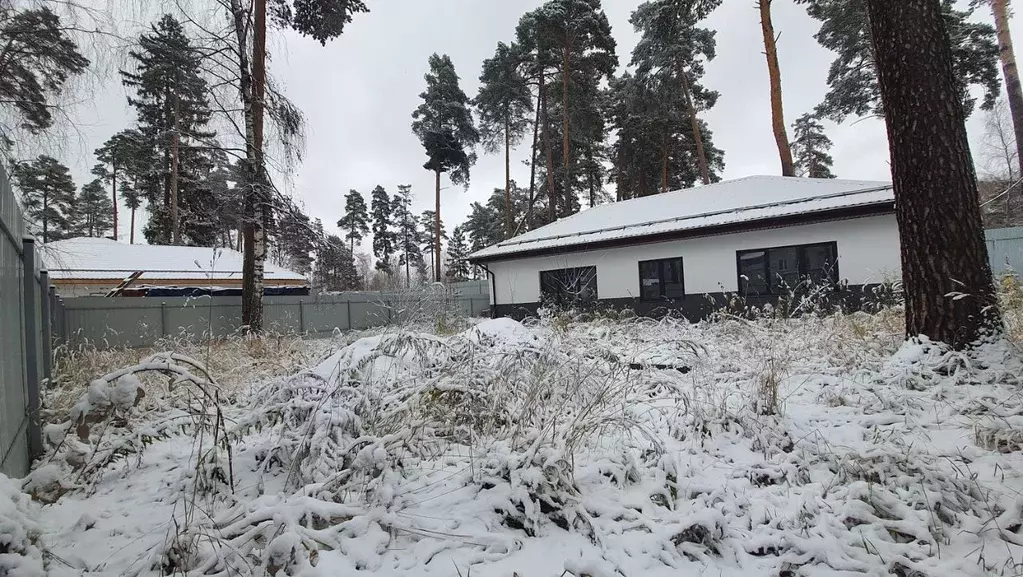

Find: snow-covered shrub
0;474;45;577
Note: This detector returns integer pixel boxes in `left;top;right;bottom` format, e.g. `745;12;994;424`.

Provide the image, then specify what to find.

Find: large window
540;266;598;308
737;242;838;295
639;257;685;301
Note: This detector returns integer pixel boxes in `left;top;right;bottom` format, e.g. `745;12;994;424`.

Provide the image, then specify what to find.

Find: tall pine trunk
527;86;541;230
111;166;118;240
679;63;710;185
233;0;264;333
661;131;669;193
867;0;1001;347
434;169;442;283
991;0;1023;180
42;189;48;243
561;46;571;217
129;207;135;244
504;118;512;238
758;0;795;177
541;72;557;223
170;97;181;245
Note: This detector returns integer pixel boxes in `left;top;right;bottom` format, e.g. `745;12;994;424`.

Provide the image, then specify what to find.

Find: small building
41;237;308;297
468;175;901;319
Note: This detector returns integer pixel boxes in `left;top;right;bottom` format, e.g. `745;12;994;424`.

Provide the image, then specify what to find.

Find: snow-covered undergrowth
16;310;1023;577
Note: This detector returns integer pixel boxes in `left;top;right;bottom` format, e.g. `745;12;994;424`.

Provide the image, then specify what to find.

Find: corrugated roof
469;175;894;261
41;237;307;281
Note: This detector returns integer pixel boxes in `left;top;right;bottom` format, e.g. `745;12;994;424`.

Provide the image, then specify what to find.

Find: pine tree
630;0;721;186
370;185;395;274
314;235;359;292
517;0;618;218
465;202;502;254
608;72;724;199
867;0;1000;346
392;184;425;287
419;210;447;282
800;0;1000;122
75;178;114;238
411;53;480;281
93;130;144;241
121;14;218;245
0;6;89;138
337;188;370;256
791;113;836;179
475;42;534;236
973;0;1023;179
270;201;317;274
757;0;796;176
13;155;76;243
445;225;471;282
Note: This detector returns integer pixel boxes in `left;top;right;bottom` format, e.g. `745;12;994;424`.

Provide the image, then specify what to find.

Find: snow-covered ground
6;311;1023;577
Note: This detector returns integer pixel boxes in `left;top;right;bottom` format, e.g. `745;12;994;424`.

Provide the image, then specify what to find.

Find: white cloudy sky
58;0;1021;245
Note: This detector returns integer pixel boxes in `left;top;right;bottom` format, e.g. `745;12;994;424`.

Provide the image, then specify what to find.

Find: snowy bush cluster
0;474;45;577
17;309;1023;577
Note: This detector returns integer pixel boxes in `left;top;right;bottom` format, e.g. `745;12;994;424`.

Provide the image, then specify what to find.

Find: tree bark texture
170;97;181;245
561;45;572;218
679;63;710;185
758;0;795;177
541;72;558;224
991;0;1023;181
235;0;264;333
111;166;118;241
866;0;1002;347
434;169;442;283
527;87;540;230
661;132;669;193
505;119;512;238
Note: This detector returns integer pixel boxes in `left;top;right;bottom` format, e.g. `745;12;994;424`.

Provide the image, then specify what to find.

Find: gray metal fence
987;226;1023;275
0;165;48;478
54;286;491;349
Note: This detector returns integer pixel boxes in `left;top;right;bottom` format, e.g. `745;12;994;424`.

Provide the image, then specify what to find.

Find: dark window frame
736;241;839;295
638;257;686;301
538;265;599;308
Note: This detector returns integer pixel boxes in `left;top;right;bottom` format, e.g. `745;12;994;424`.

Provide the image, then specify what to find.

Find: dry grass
45;332;351;424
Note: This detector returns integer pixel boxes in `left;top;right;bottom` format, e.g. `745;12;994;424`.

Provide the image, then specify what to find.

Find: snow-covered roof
469;175;894;261
41;237;306;282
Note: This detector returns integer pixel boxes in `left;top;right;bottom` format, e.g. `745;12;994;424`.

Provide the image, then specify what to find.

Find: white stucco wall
485;214;902;305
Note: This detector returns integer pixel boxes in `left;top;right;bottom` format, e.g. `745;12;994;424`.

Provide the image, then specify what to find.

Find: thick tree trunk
170;98;181;245
504;119;512;238
111;166;118;241
679;64;710;185
540;72;557;223
991;0;1023;180
758;0;795;177
129;207;135;244
561;47;571;217
434;169;442;283
867;0;1002;347
234;0;264;333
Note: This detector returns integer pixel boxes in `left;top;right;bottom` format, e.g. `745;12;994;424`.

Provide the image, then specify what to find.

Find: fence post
299;300;306;334
160;301;167;337
21;238;42;459
39;271;52;383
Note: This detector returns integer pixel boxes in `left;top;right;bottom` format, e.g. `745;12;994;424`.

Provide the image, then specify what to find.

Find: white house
467;175;902;319
41;237;308;296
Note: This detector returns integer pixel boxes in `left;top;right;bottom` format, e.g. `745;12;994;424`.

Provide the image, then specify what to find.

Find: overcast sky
62;0;1022;246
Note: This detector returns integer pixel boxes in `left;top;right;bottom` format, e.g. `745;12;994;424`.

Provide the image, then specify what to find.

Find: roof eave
468;201;895;264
